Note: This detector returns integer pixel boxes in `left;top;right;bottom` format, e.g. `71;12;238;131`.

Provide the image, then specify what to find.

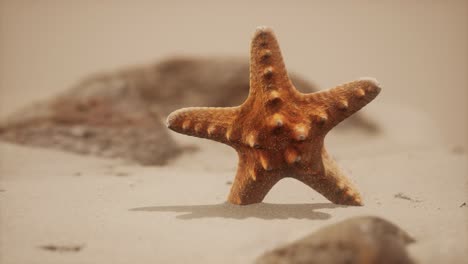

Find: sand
1;1;467;263
1;104;467;263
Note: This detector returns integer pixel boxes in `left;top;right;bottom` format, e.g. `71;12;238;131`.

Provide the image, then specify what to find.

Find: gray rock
256;216;415;264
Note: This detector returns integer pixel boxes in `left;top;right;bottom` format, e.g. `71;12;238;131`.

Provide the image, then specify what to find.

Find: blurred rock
39;244;84;253
256;216;415;264
0;57;379;165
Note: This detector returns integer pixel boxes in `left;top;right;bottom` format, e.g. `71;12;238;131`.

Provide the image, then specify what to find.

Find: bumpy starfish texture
167;27;381;206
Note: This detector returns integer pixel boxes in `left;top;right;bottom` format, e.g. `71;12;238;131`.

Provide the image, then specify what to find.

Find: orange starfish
167;27;381;206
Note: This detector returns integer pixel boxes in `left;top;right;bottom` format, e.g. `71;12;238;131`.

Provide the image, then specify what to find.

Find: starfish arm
295;148;362;206
304;78;381;129
249;27;292;95
228;152;282;205
166;107;239;144
320;148;362;205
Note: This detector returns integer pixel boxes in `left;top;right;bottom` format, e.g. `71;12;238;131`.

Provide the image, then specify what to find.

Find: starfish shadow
129;202;344;220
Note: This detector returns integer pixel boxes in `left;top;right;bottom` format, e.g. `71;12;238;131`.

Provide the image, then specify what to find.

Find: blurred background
0;0;467;146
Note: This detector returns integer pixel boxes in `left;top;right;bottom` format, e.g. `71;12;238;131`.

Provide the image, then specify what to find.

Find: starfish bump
167;27;381;206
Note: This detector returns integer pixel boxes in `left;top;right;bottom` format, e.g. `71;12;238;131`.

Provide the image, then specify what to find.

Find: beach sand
1;1;467;263
1;105;467;263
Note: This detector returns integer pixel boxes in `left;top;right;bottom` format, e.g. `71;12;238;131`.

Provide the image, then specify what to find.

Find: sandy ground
1;1;467;264
1;105;467;264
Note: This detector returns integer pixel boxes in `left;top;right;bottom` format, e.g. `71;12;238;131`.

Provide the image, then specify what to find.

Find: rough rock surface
256;216;415;264
0;57;378;165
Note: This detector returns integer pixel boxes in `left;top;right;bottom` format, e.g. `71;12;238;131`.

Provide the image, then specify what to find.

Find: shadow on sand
130;202;344;220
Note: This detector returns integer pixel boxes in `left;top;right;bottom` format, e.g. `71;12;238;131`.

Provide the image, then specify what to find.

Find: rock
39;244;84;253
256;216;415;264
0;57;379;165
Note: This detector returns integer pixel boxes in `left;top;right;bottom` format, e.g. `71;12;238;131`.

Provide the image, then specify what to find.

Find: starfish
166;27;381;206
